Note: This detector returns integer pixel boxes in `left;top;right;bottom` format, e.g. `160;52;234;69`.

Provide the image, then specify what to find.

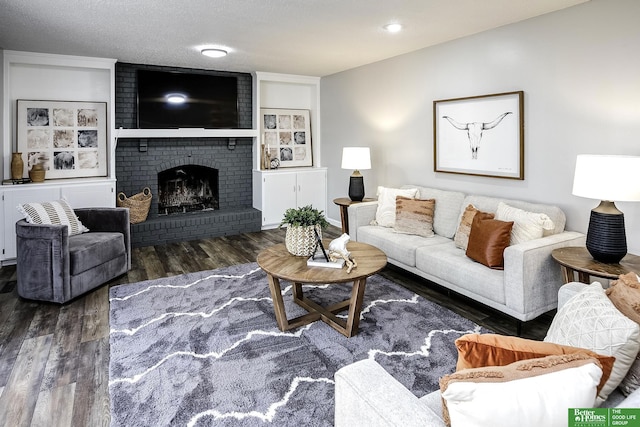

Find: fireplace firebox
158;165;219;215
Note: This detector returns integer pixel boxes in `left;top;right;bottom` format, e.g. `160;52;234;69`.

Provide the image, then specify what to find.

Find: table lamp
341;147;371;201
572;154;640;263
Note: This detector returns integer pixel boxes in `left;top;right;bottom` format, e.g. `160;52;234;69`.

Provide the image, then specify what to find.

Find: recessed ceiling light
166;93;187;104
383;23;403;33
201;48;228;58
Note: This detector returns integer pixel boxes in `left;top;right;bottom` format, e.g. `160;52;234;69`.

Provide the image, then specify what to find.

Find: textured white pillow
372;186;419;227
442;362;602;427
17;198;89;235
495;202;554;245
544;282;640;404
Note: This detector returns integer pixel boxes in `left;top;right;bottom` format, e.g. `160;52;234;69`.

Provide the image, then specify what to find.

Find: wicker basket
285;225;322;257
117;187;152;224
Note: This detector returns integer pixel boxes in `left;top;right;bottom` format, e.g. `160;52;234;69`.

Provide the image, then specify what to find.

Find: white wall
321;0;640;254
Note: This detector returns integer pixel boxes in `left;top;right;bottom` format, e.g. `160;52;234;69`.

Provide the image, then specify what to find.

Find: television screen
137;69;238;129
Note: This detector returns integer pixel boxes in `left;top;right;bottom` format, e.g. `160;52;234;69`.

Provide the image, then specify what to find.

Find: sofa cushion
544;281;640;403
454;205;493;250
406;186;465;238
606;272;640;396
394;196;435;238
465;215;513;270
440;353;602;427
18;198;89;236
495;202;555;245
358;225;450;267
455;333;614;395
416;242;505;304
460;195;566;235
69;232;126;275
373;186;419;227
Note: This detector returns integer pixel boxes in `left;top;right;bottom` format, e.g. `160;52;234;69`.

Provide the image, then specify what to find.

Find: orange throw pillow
455;333;615;395
465;215;513;269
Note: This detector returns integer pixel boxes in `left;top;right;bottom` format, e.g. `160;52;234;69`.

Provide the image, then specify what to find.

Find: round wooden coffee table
256;241;387;337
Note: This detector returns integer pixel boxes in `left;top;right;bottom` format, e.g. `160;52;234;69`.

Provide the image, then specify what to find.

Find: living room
1;0;640;425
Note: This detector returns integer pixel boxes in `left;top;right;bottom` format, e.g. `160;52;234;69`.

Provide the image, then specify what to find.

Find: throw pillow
440;353;602;427
17;198;89;236
495;202;555;245
606;272;640;396
372;186;419;227
453;204;494;250
544;281;640;404
465;215;513;270
455;333;614;395
393;196;435;238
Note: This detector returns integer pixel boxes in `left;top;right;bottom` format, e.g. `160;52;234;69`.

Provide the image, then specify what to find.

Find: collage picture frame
260;108;312;168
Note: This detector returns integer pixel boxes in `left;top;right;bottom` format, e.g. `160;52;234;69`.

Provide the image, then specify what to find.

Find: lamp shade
341;147;371;170
573;155;640;202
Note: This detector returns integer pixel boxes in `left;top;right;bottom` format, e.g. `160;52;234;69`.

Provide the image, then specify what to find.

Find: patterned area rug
109;263;485;426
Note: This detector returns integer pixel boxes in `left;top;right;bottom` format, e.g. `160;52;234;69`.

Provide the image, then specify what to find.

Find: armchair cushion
18;198;88;235
69;232;126;275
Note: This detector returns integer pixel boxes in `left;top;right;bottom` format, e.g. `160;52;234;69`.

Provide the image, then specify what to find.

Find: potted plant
280;205;330;256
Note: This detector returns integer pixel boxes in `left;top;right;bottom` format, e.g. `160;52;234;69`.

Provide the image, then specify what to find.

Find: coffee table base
266;274;367;338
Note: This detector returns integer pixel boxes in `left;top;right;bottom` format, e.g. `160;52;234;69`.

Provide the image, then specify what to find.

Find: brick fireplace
114;63;261;247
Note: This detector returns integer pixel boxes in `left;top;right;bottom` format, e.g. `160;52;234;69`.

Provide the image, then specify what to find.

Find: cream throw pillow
372;186;418;227
440;354;602;427
495;202;554;245
18;198;89;235
544;281;640;404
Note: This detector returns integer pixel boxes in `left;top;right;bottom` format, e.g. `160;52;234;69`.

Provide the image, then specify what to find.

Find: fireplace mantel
115;128;258;139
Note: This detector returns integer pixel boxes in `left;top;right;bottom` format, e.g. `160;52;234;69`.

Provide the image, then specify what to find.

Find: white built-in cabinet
253;168;327;228
252;72;326;228
1;51;117;264
1;180;115;263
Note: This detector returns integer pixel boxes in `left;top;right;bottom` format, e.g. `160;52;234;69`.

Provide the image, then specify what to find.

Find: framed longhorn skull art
433;91;524;180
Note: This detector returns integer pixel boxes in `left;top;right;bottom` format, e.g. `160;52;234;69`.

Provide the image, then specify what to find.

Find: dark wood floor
0;226;553;426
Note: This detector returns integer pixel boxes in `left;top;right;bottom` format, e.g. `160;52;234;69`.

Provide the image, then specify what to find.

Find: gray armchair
16;207;131;303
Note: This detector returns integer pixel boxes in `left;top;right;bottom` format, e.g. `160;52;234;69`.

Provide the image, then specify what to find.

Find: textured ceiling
0;0;588;76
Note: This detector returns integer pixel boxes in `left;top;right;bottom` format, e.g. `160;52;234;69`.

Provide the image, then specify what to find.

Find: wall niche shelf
115;128;258;139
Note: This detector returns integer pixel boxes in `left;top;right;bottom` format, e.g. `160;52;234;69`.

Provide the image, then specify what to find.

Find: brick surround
114;63;260;247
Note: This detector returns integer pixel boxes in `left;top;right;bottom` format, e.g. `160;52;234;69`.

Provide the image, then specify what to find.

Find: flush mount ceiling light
165;93;187;104
383;23;403;33
201;48;228;58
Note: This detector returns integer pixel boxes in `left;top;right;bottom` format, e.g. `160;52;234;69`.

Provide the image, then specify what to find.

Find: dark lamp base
586;209;627;264
348;176;364;201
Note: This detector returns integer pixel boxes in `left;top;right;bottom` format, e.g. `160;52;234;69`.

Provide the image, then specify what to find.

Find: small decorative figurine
328;233;357;273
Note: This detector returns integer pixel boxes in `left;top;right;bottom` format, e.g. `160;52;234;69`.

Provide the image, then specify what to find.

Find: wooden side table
551;247;640;284
333;197;376;234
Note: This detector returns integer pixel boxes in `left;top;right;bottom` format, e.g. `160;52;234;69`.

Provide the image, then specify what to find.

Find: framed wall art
17;99;108;179
434;91;524;180
260;108;312;168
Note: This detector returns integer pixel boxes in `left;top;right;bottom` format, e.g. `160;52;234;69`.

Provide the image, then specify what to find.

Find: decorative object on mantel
10;152;24;179
260;108;312;168
572;154;640;264
280;205;329;257
341;147;371;201
17;99;108;179
28;163;46;182
117;187;152;224
434;91;524;180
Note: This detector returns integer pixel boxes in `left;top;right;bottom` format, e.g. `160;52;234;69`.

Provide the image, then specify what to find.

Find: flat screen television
137;69;238;129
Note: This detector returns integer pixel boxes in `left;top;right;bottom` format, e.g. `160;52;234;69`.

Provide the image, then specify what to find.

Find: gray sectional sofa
347;185;586;323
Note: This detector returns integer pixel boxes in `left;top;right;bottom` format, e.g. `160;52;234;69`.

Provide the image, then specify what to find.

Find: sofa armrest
503;231;586;320
347;201;378;241
75;207;131;270
335;359;445;427
16;219;71;303
617;385;640;408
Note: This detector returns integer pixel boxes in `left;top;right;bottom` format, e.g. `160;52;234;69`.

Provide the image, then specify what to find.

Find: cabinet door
262;172;297;226
296;170;327;213
60;182;115;208
2;187;59;261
